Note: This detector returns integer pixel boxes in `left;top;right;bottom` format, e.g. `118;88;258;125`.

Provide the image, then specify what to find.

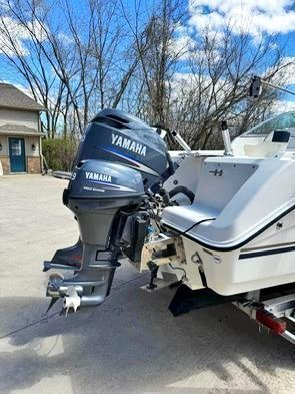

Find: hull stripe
239;245;295;259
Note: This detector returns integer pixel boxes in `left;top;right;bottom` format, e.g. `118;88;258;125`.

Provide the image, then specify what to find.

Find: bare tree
121;0;187;124
0;0;291;148
169;24;292;149
0;0;79;137
0;0;143;136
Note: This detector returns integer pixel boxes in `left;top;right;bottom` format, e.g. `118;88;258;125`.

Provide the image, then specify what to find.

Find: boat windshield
245;111;295;136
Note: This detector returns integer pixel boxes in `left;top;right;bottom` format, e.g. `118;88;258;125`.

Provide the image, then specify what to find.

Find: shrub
42;138;78;172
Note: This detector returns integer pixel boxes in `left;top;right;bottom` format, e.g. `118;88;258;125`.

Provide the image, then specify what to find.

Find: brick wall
0;156;10;175
0;156;41;174
0;156;10;174
27;156;41;174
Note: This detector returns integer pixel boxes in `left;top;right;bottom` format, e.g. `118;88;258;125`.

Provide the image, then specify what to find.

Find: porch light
31;143;36;151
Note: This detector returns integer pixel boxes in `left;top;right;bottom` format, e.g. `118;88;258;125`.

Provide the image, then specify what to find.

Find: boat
43;106;295;307
160;111;295;296
42;73;295;342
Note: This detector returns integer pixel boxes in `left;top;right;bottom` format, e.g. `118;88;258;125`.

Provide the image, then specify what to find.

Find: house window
10;139;22;156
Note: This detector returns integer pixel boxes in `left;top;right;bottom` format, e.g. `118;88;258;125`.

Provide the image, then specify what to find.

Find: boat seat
243;142;288;158
162;156;259;234
161;204;217;233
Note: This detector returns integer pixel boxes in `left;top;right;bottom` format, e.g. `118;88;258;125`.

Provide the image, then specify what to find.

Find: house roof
0;83;46;111
0;124;44;136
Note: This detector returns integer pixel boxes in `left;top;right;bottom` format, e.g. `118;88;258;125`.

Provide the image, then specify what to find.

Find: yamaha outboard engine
44;109;173;313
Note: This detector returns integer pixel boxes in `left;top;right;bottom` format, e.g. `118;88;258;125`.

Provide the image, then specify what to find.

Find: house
0;83;46;174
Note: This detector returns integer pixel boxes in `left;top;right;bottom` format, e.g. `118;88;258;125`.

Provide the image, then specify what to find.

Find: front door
9;137;26;172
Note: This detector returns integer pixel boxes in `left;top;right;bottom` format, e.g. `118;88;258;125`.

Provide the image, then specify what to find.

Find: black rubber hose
169;186;195;204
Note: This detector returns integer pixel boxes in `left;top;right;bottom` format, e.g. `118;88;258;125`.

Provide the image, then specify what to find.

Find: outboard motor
44;109;173;313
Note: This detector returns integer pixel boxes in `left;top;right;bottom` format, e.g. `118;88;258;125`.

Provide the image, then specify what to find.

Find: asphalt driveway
0;175;294;393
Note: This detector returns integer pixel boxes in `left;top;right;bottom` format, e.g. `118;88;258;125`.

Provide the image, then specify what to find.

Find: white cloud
170;72;229;106
171;22;225;61
0;15;47;56
169;34;195;60
0;16;30;56
271;99;295;113
57;32;74;45
188;0;295;37
279;57;295;86
265;57;295;86
27;19;47;42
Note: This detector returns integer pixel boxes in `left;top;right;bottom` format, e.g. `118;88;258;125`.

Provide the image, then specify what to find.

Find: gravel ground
0;174;294;393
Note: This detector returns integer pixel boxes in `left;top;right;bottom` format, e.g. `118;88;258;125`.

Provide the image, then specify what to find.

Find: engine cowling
74;108;173;189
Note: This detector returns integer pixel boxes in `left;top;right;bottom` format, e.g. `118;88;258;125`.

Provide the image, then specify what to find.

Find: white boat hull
160;150;295;296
